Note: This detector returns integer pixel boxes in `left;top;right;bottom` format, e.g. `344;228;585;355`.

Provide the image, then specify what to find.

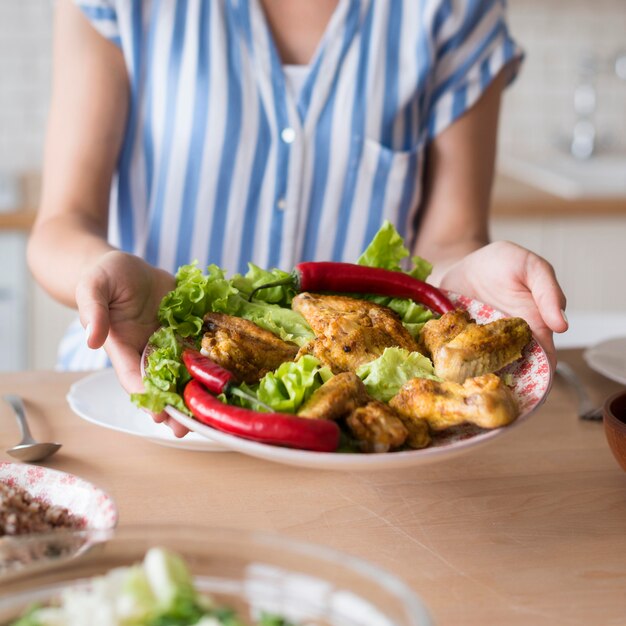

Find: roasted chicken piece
420;309;532;383
346;401;409;453
201;312;298;383
396;414;431;450
298;372;369;421
292;293;419;374
389;373;518;431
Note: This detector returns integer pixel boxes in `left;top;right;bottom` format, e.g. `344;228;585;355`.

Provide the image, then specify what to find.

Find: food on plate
249;260;456;315
421;309;532;383
7;547;297;626
298;372;370;421
133;221;535;454
184;379;340;452
390;373;519;431
293;293;420;373
297;373;414;452
0;480;83;537
201;312;298;383
346;400;411;453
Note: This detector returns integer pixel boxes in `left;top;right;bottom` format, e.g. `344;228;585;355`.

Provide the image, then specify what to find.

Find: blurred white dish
67;369;225;452
0;461;117;531
584;337;626;385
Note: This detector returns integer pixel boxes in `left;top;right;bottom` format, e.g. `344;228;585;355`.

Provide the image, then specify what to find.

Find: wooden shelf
492;174;626;218
0;209;37;231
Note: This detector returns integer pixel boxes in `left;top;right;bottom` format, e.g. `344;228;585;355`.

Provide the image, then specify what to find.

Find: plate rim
66;369;226;452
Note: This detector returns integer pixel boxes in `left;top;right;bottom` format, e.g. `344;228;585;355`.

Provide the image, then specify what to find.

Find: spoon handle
3;394;36;445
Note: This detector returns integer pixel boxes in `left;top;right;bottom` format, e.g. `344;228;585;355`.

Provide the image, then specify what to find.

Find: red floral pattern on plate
0;462;118;530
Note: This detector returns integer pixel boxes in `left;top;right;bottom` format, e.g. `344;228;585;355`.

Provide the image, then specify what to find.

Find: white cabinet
0;232;28;371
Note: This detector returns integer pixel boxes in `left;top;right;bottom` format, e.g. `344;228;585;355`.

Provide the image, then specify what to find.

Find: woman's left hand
437;241;568;369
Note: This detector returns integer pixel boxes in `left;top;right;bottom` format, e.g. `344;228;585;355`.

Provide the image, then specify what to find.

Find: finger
525;255;568;334
166;418;190;438
75;274;111;349
531;325;557;372
105;339;144;395
151;411;167;423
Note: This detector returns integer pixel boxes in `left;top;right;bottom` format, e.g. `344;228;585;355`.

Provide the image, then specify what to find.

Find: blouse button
280;127;296;144
276;198;286;211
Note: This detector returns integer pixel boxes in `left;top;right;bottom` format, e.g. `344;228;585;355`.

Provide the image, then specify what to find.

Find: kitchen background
1;0;625;371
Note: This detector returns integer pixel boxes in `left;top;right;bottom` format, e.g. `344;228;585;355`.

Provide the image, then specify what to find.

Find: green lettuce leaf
158;263;237;338
227;297;313;348
356;347;440;402
357;219;432;281
159;262;313;348
255;355;333;413
131;327;190;415
356;220;437;336
231;263;296;306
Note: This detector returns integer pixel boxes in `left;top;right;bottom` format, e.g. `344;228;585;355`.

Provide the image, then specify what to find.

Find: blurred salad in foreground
10;547;297;626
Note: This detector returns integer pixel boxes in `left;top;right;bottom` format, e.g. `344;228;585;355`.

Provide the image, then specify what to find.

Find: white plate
160;291;552;470
0;461;117;530
584;337;626;385
67;369;225;452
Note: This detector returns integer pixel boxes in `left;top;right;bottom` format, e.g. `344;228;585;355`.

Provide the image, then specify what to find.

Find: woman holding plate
27;0;568;436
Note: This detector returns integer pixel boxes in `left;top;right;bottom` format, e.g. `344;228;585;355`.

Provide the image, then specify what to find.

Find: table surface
1;350;625;625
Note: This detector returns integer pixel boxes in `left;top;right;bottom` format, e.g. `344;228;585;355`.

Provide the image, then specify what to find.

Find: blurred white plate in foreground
584;337;626;385
67;369;224;452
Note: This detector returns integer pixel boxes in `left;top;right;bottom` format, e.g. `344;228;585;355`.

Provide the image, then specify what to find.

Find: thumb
75;271;111;349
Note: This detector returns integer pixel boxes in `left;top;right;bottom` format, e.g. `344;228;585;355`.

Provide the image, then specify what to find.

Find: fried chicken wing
298;372;369;420
389;373;518;431
292;293;419;373
346;400;409;453
201;312;298;383
420;310;532;383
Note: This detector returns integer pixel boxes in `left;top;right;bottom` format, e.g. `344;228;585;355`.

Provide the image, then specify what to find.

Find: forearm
27;212;114;308
413;71;506;285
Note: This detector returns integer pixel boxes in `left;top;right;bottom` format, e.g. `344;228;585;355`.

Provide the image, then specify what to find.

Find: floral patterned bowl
0;462;117;532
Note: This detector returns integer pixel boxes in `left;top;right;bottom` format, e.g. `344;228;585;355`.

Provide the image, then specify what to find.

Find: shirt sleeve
425;0;523;140
73;0;121;47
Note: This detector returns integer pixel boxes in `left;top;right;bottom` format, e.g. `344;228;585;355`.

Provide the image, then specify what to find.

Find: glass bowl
0;525;432;626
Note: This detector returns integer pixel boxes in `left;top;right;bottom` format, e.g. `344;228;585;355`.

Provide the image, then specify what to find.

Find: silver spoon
3;394;62;462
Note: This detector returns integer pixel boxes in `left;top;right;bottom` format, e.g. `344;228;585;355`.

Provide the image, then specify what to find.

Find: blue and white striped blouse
60;0;522;370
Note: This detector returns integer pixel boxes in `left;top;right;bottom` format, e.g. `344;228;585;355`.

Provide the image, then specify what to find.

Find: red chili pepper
182;349;273;411
183;379;340;452
182;349;234;395
250;261;455;315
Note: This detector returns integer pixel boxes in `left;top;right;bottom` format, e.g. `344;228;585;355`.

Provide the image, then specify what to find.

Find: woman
28;0;567;436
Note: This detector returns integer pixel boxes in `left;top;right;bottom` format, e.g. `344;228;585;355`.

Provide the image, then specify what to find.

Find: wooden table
1;350;625;625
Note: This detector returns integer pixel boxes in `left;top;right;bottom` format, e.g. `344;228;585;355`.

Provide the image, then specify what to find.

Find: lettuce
356;220;437;337
356;347;440;402
131;327;190;415
256;355;333;414
158;262;313;348
228;298;313;348
231;263;296;306
158;263;237;338
357;219;432;281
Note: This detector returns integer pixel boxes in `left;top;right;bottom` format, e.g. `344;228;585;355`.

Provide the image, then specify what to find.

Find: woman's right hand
75;251;189;437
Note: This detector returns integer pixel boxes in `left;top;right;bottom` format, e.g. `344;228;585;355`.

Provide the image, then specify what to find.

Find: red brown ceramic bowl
604;390;626;472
